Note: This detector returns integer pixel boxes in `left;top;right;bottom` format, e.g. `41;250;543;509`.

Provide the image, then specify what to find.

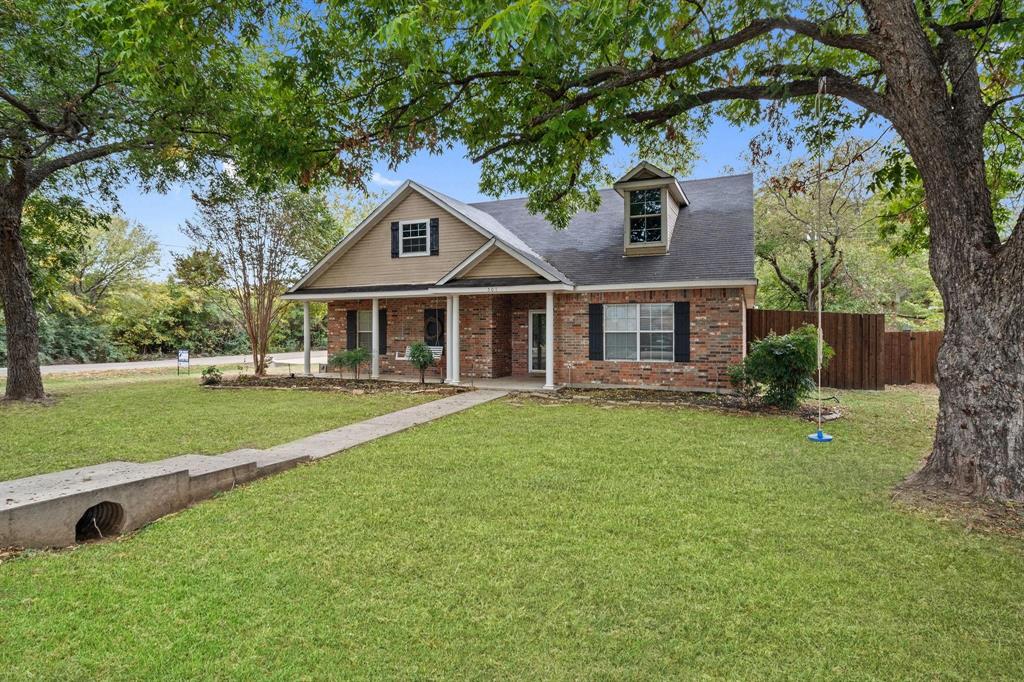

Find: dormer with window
614;161;688;256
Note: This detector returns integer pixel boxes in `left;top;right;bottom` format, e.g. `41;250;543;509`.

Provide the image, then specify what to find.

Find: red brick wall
326;287;744;388
553;288;745;389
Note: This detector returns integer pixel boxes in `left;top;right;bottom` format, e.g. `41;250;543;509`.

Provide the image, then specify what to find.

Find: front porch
299;287;562;390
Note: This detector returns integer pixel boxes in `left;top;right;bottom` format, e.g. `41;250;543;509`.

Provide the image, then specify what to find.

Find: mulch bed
511;386;842;422
208;375;469;396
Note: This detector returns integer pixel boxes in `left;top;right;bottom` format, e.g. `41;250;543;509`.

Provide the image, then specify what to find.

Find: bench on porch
394;345;444;361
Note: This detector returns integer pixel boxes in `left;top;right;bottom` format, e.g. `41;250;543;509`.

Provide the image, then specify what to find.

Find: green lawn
0;371;436;481
3;386;1024;679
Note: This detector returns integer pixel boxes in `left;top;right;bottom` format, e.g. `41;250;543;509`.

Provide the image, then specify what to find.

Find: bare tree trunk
0;191;46;401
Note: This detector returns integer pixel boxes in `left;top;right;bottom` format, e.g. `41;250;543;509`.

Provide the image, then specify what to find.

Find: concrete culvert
75;501;125;542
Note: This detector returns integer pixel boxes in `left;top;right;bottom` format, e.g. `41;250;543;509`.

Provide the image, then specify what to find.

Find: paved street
0;351;328;377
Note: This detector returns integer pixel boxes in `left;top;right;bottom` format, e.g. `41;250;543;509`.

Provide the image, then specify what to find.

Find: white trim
616;161;673;182
398;218;431;257
573;279;757;292
613;162;688;206
527;309;546;373
281;279;753;301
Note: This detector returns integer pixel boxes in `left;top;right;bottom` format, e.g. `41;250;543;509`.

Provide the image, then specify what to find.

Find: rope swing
808;76;834;444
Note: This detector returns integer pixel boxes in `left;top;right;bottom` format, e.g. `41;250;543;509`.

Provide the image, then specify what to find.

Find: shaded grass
2;387;1023;679
0;371;436;481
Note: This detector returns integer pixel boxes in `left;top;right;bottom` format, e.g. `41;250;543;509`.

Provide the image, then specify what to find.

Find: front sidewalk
1;389;507;549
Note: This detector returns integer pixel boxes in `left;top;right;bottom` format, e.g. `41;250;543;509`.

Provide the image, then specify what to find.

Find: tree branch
28;140;150;187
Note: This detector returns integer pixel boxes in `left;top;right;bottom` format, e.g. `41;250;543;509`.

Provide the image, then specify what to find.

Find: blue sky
120;115;764;275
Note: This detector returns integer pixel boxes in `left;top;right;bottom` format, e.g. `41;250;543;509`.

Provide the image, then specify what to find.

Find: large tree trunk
862;0;1024;501
0;192;46;401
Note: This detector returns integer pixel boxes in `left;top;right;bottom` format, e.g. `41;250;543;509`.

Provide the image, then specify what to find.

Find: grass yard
0;371;438;481
3;386;1024;679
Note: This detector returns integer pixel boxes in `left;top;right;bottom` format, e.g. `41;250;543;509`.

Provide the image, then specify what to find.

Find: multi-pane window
628;189;662;243
604;303;674;361
356;309;373;351
400;220;429;255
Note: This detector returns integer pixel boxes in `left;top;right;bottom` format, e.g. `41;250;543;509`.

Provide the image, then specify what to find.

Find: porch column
544;291;555;389
302;301;311;375
450;294;460;385
445;295;454;383
371;297;380;379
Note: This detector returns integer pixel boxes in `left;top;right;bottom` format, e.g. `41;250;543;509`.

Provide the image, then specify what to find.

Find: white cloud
370;171;402;188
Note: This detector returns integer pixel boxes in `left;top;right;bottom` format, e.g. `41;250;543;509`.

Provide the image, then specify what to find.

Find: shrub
330;346;370;379
730;324;833;409
200;365;223;386
408;341;435;384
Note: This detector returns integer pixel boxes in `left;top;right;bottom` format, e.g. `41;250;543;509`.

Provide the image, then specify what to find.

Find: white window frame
627;188;664;245
603;303;674;362
356;309;373;351
399;218;431;257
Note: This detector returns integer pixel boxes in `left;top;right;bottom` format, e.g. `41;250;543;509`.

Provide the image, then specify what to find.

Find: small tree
731;325;834;410
182;176;337;376
408;341;435;384
330;347;369;380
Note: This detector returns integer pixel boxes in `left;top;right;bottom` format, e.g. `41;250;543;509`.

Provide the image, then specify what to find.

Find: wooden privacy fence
746;309;943;389
746;309;886;390
884;330;943;385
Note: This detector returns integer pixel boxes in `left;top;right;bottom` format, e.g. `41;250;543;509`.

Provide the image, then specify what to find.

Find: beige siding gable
461;248;538;279
305;191;489;288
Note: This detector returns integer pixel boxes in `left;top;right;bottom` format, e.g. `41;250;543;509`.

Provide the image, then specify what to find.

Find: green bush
730;324;833;409
330;346;370;379
200;365;223;386
408;341;435;384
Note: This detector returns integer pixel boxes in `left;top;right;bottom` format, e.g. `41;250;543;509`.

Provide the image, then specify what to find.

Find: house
284;162;756;390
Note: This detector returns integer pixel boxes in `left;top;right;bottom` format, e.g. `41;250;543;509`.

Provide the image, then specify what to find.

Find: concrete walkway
1;389;507;548
0;351;329;377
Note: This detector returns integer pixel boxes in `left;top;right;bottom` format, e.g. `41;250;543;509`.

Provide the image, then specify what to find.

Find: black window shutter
438;309;446;346
588;304;603;360
378;309;387;355
674;301;690;362
429;218;439;256
390;221;400;258
346;310;357;350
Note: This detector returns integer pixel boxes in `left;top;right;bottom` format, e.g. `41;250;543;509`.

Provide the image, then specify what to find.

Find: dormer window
629;189;663;244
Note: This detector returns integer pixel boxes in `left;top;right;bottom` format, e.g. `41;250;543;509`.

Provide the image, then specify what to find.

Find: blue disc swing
807;76;833;444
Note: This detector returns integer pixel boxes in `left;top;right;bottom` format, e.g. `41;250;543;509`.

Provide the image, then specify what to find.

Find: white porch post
450;295;461;385
371;297;380;379
544;291;555;389
445;295;454;383
302;301;311;375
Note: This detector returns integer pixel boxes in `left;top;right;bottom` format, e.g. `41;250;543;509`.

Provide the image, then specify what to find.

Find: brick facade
327;287;745;389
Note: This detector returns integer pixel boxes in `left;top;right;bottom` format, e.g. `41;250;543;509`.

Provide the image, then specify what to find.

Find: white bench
394;345;444;361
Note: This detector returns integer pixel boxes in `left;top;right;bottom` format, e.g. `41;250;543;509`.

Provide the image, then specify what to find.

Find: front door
529;310;545;373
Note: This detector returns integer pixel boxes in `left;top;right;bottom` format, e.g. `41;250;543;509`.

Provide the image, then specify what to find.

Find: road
0;351;328;377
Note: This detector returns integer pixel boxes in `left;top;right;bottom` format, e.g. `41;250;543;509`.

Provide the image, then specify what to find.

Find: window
604;303;673;361
628;189;662;243
356;310;373;351
400;220;429;255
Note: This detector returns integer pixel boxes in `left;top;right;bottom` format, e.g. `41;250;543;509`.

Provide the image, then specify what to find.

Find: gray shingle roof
469;173;755;286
